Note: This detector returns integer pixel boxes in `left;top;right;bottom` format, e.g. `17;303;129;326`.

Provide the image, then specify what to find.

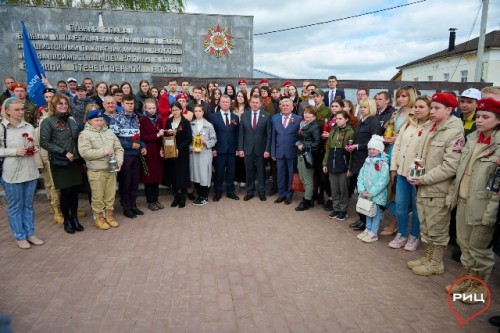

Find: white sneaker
404;235;419;251
357;230;369;240
389;233;407;249
362;231;378;243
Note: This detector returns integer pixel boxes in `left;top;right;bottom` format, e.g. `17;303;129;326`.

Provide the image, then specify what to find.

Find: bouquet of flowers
12;133;36;181
131;133;149;176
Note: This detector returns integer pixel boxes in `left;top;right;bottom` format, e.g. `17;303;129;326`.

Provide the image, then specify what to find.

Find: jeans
366;204;383;234
0;178;37;240
395;175;420;237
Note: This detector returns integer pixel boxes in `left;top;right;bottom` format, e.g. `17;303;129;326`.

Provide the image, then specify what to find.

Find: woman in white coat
190;104;217;206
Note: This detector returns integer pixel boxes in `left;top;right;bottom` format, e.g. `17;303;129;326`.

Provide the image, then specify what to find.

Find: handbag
162;135;178;159
356;197;376;217
303;150;314;169
0;124;6;178
50;153;69;168
291;173;305;192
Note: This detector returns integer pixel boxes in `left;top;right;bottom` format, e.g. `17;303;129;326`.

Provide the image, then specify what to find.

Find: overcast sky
185;0;500;80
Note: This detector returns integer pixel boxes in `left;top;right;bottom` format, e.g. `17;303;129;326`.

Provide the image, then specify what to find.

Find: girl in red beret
446;98;500;304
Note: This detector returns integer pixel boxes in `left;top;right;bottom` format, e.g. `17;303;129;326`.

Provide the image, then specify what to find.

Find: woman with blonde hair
380;86;417;236
0;97;44;249
346;97;383;231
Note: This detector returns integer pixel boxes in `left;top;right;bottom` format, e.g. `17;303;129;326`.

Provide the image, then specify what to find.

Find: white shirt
221;110;231;123
282;114;291;128
251;109;260;126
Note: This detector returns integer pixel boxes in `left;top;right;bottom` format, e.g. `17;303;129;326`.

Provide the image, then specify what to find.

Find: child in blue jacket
356;134;390;242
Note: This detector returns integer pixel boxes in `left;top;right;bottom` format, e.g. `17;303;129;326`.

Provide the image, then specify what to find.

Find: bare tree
5;0;185;12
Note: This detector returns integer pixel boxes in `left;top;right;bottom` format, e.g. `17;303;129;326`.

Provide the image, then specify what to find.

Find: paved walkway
0;192;498;333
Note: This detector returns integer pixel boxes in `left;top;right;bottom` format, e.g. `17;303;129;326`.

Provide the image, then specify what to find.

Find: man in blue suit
238;96;272;201
271;98;302;204
210;95;240;201
323;75;345;108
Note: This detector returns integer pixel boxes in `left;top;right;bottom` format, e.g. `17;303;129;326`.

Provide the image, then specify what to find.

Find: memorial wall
0;5;253;86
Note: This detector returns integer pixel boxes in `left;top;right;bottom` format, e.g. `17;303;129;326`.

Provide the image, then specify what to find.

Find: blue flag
21;21;46;106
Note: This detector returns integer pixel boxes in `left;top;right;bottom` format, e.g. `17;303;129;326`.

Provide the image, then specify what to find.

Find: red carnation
22;133;29;137
27;137;34;142
374;161;381;171
131;133;140;142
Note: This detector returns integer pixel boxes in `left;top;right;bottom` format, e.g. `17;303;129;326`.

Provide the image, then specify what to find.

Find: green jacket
315;104;332;126
323;125;354;166
23;100;38;126
39;113;80;159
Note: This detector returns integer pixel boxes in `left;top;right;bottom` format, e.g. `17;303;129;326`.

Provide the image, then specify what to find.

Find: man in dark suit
209;95;240;201
187;86;212;115
323;75;345;108
271;99;303;204
238;96;272;201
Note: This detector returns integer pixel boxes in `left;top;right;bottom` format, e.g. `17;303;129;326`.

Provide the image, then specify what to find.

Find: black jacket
296;120;321;153
349;116;383;173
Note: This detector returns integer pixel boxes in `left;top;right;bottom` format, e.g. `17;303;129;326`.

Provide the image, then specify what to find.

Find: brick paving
0;190;499;333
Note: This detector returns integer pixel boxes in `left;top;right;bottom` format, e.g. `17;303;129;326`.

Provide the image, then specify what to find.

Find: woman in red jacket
139;99;165;211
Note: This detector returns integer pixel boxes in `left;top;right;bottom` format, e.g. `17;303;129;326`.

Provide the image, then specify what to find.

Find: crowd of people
0;75;499;311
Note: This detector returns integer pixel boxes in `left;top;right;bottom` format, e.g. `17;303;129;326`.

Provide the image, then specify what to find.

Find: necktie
224;113;229;128
282;116;288;128
330;90;334;104
252;112;257;131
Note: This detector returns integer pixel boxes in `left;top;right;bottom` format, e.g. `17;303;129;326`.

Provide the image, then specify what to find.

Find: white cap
459;88;481;100
367;134;385;153
66;77;77;83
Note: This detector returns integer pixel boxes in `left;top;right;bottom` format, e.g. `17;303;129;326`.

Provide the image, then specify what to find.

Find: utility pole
474;0;489;82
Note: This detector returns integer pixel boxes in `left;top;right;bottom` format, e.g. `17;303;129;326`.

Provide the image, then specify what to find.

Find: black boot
71;215;84;232
350;219;364;228
178;194;186;208
64;216;75;234
171;194;179;207
352;221;366;231
295;199;312;211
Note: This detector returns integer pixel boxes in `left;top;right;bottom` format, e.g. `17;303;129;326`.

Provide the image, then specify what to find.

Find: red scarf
477;132;491;145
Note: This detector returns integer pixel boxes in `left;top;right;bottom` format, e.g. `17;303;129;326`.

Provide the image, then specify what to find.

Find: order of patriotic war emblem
203;24;233;58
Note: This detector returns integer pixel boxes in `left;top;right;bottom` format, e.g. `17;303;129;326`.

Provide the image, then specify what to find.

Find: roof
397;30;500;69
253;68;283;79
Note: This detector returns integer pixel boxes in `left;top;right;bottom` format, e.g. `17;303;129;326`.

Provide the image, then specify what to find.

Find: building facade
397;30;500;85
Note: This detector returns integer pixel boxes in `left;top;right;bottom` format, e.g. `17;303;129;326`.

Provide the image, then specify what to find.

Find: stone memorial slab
0;5;253;85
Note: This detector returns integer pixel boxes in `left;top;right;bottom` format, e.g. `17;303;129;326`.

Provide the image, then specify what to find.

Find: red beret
283;80;292;87
431;93;459;108
238;79;247;85
477;98;500;114
11;83;27;91
176;93;188;101
259;78;269;84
